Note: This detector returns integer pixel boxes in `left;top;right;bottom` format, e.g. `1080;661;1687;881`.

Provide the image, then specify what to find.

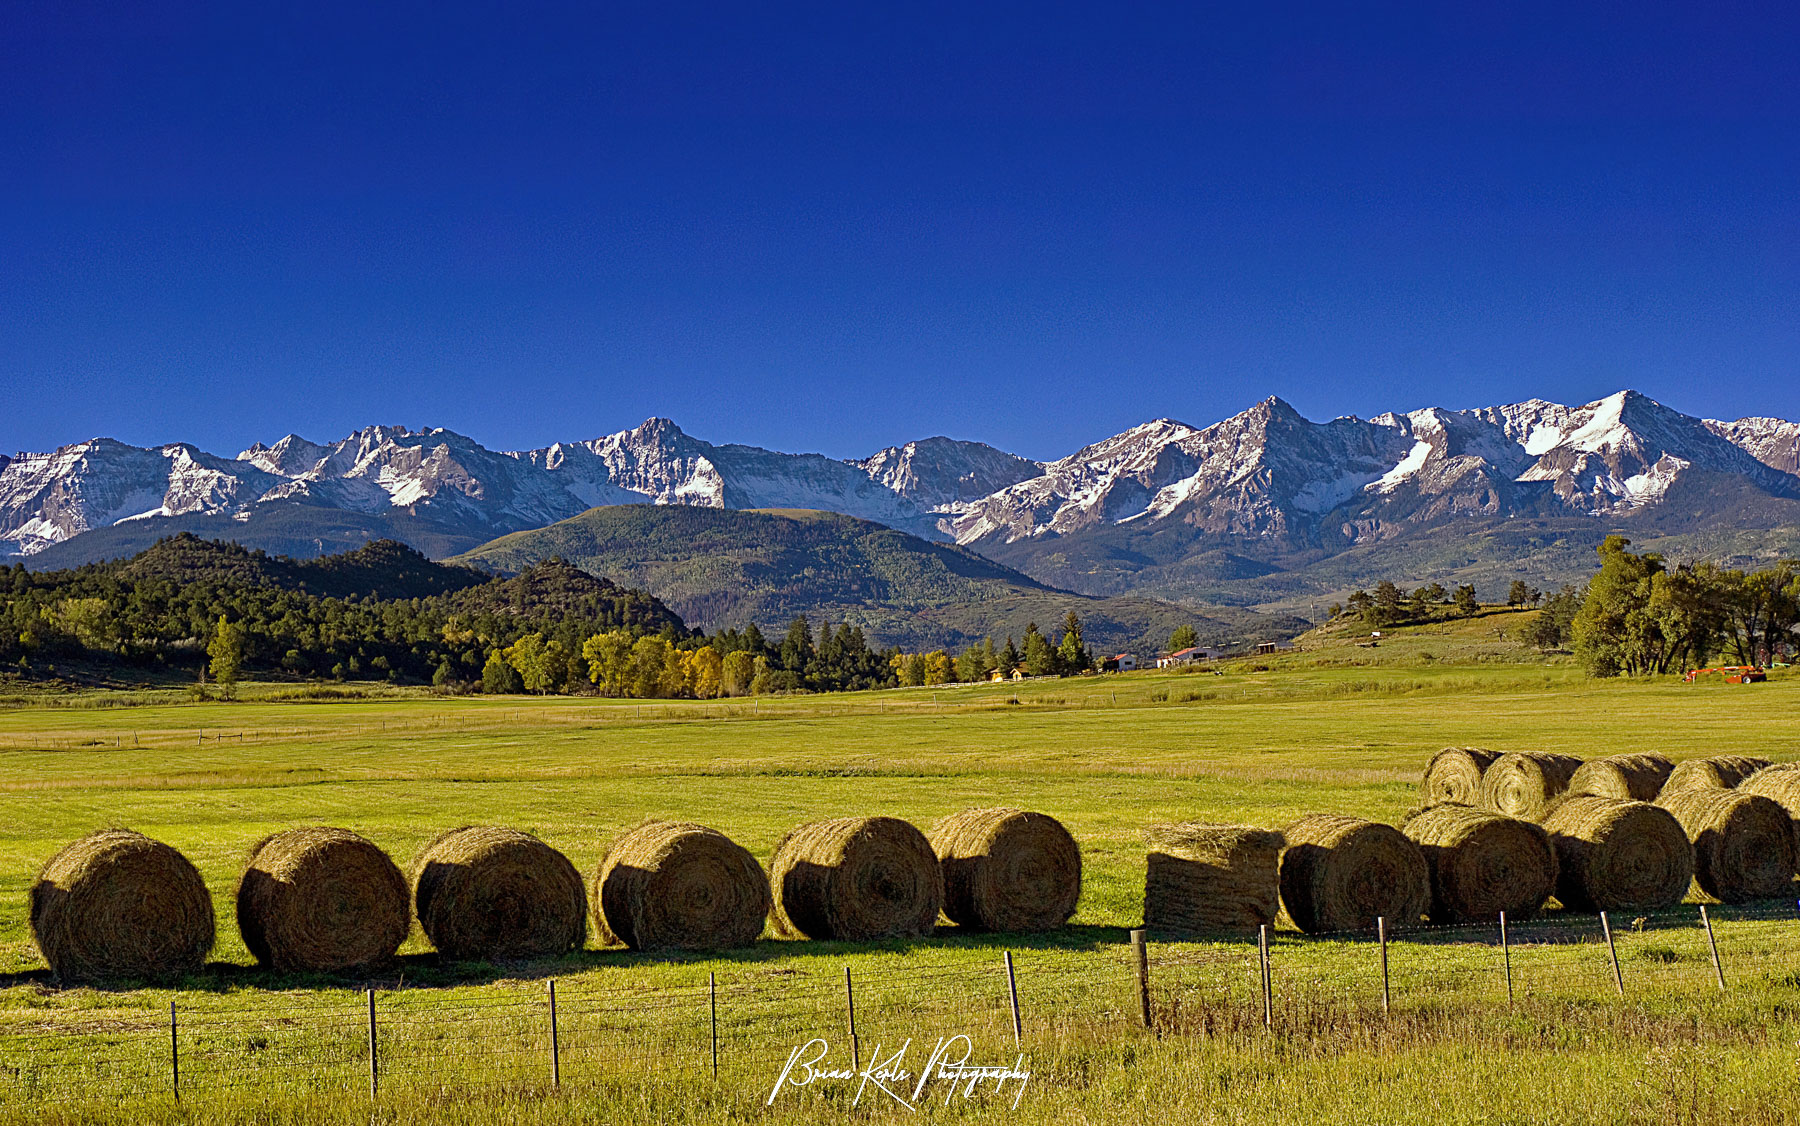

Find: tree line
1;536;1112;698
1335;536;1800;677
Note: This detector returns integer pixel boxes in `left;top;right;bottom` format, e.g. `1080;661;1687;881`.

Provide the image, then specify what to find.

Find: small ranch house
1155;646;1219;668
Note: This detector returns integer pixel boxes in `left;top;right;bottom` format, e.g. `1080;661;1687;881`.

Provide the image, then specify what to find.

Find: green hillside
450;505;1302;655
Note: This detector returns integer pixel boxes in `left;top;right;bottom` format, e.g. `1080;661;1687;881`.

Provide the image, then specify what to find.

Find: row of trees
1564;537;1799;676
891;615;1093;686
462;612;1101;698
1335;581;1482;628
1334;538;1800;678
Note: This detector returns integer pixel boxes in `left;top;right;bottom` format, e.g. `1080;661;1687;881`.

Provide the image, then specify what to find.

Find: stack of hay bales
237;827;409;972
1418;748;1502;806
770;817;942;941
1740;764;1800;855
1279;815;1430;933
929;808;1081;933
1663;756;1773;795
1401;805;1558;923
1479;752;1584;819
1142;824;1285;937
1540;795;1693;912
1655;789;1795;903
30;830;214;982
593;821;769;952
1567;753;1675;802
412;827;587;960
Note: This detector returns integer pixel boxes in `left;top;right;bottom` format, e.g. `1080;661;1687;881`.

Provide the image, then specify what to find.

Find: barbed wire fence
6;902;1800;1112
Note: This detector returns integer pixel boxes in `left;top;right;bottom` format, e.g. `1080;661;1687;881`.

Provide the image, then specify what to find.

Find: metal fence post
1600;911;1624;997
709;972;719;1080
1258;924;1273;1029
366;988;379;1099
1130;928;1151;1029
1700;905;1726;991
548;979;560;1087
1004;951;1023;1049
844;967;860;1074
1499;910;1514;1003
169;1001;179;1102
1377;916;1390;1015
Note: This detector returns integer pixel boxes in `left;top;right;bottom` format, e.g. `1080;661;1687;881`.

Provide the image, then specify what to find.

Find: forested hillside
451;505;1298;654
0;535;688;687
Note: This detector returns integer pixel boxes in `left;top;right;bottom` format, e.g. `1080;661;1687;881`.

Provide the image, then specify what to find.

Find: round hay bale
594;821;770;952
1540;795;1693;913
1143;823;1284;937
30;830;214;982
1419;747;1502;806
1478;752;1584;820
1401;804;1558;924
1568;753;1675;802
769;817;941;941
930;808;1082;933
1740;764;1800;856
1656;789;1795;903
1663;755;1773;795
412;827;586;960
236;827;409;972
1279;815;1430;934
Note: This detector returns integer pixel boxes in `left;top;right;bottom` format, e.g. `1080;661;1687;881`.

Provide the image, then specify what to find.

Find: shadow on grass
0;924;1133;994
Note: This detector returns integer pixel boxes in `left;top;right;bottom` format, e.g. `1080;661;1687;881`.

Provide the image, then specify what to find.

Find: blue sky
3;2;1797;462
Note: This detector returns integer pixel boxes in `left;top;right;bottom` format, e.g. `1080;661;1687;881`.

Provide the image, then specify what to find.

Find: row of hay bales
1141;750;1800;939
1147;810;1552;937
28;809;1084;983
1420;748;1800;905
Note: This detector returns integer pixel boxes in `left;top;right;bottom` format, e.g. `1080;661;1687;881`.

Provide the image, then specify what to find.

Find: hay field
1;655;1798;1123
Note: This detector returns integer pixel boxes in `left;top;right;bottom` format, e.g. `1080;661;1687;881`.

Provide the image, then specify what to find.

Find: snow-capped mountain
851;438;1045;513
4;391;1798;568
947;391;1800;550
0;419;1035;557
1705;416;1800;476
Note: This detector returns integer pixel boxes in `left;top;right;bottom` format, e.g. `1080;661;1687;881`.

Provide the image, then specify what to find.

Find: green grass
2;648;1799;1123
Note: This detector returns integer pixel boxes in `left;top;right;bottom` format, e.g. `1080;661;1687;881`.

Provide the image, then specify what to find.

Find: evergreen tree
1507;580;1542;607
1058;611;1089;672
958;639;991;682
779;616;815;672
1021;623;1055;676
741;622;769;659
1453;585;1480;617
999;636;1020;672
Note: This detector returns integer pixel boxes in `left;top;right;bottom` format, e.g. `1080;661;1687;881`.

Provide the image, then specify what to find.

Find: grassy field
2;615;1799;1123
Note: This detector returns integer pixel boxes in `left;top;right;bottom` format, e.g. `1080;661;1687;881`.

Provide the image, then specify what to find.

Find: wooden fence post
1377;916;1390;1015
844;967;860;1074
366;988;379;1099
1499;910;1514;1004
169;1001;179;1102
548;979;560;1087
1700;905;1725;991
710;972;719;1080
1600;911;1624;997
1258;924;1273;1030
1004;951;1022;1049
1130;928;1151;1029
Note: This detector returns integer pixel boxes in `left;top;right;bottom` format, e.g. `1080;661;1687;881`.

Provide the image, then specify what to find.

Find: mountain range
9;391;1800;615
